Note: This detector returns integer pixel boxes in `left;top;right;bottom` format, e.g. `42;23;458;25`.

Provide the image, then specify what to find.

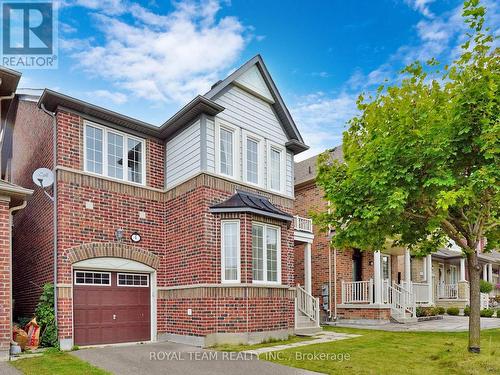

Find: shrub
436;306;446;315
480;280;493;294
416;307;437;317
496;309;500;318
480;308;494;318
464;306;470;316
446;307;460;316
416;306;424;317
35;283;58;348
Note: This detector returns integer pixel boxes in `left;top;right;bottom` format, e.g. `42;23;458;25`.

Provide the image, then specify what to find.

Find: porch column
404;249;411;286
483;264;488;281
488;263;493;284
374;250;382;304
304;242;312;294
426;254;433;304
460;258;466;281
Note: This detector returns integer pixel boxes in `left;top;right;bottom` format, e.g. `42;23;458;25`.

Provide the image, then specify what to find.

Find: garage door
73;270;151;346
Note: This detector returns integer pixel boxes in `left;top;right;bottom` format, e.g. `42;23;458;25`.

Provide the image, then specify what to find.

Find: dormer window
84;121;145;185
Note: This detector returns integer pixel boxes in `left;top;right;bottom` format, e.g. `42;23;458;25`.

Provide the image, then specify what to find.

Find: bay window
252;223;281;284
221;220;240;283
84;121;145;185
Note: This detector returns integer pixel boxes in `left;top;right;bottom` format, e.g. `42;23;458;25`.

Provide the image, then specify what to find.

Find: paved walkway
243;331;359;356
0;362;21;375
332;316;500;332
71;340;322;375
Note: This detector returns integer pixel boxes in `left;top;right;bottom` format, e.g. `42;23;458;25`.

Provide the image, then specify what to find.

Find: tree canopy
316;0;499;256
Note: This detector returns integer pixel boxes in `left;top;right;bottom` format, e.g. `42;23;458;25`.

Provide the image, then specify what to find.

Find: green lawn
211;335;315;352
10;349;110;375
261;327;500;375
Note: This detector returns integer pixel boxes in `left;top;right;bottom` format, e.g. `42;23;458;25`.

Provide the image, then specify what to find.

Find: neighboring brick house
1;56;321;350
0;67;32;361
294;147;500;323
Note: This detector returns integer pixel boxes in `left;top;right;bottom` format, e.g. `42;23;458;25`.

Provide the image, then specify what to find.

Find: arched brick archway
66;242;160;270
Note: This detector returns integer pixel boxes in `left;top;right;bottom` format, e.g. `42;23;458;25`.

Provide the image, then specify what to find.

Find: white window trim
252;222;282;285
267;141;286;193
83;120;146;186
74;271;111;286
214;119;240;180
221;220;241;284
242;130;264;187
117;272;150;287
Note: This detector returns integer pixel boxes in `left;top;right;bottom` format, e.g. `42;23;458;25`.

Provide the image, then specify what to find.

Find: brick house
293;147;499;323
1;56;321;350
0;67;32;361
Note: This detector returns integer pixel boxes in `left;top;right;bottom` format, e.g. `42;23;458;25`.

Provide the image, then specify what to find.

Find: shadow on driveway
70;341;322;375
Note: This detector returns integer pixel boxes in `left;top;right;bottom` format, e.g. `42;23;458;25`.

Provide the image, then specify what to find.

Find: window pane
252;225;264;281
220;128;233;176
86;125;103;174
127;138;143;183
223;222;239;281
270;149;281;190
266;227;278;282
247;138;258;184
107;132;124;179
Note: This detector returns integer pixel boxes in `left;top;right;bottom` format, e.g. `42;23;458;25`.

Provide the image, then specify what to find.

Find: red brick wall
55;110;165;189
294;180;375;319
10;100;54;319
0;199;11;354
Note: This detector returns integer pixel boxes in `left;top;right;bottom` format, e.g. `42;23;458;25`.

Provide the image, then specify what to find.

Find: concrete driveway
70;341;321;375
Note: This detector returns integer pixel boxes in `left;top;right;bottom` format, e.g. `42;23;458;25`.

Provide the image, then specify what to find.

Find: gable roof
36;55;308;153
294;146;343;187
204;55;308;154
209;189;292;222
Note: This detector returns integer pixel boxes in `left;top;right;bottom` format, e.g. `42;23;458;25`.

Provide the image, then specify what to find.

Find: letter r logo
2;2;53;54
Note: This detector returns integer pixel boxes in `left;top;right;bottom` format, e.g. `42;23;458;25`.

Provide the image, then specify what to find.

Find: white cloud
404;0;436;18
291;92;358;161
87;90;128;104
68;0;248;104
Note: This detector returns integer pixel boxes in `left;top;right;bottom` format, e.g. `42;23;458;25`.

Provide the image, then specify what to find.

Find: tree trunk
466;251;481;353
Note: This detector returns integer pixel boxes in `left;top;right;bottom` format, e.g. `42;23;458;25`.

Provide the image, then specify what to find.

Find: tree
315;0;498;353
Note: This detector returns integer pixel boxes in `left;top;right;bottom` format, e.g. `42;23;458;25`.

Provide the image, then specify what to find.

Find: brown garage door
73;270;150;346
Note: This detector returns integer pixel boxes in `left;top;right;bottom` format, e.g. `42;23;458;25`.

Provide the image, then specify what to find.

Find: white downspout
9;200;28;346
333;248;337;320
40;104;58;330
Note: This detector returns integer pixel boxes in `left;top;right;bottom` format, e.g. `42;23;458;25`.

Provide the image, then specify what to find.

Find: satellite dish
32;168;54;189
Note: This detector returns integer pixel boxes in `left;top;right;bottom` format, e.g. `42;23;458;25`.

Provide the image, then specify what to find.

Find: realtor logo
1;1;58;68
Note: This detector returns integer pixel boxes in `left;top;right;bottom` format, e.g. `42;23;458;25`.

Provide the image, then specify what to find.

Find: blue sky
15;0;500;160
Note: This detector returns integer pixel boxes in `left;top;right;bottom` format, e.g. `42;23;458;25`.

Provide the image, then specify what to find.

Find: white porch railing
341;280;373;304
294;216;313;233
480;292;489;309
438;283;458;299
388;283;416;318
296;284;320;326
402;281;430;304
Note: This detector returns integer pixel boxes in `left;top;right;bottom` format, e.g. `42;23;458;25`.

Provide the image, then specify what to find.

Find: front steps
295;313;321;335
390;313;418;324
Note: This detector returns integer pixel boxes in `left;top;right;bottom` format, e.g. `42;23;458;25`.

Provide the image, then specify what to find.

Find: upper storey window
220;127;233;176
84;121;145;185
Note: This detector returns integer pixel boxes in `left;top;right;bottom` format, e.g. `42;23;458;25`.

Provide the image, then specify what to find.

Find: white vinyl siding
165;120;201;189
221;220;240;283
252;223;281;284
213;86;293;196
84;121;145;185
206;118;216;173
